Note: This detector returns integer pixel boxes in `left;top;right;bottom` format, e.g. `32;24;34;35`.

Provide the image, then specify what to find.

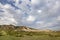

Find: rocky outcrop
0;25;55;32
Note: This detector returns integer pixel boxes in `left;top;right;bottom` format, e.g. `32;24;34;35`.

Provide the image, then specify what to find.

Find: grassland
0;35;60;40
0;31;60;40
0;25;60;40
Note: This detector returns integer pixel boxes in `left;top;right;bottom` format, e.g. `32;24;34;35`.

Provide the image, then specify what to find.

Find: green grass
0;35;60;40
0;25;60;40
0;30;60;40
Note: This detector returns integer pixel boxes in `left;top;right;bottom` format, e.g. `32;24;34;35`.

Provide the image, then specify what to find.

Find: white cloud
31;0;40;4
0;3;13;9
37;10;42;13
26;15;36;22
4;4;10;9
15;0;19;3
57;16;60;21
0;0;60;30
35;21;53;28
36;21;45;27
0;3;17;25
0;17;17;25
0;0;31;25
36;21;44;25
44;22;53;27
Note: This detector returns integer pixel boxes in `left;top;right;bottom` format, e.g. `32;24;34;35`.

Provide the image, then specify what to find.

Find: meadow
0;25;60;40
0;30;60;40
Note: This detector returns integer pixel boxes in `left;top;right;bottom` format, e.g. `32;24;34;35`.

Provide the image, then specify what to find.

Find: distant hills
0;24;60;37
0;25;60;32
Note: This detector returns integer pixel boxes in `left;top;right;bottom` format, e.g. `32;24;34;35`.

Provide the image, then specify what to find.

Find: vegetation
0;25;60;40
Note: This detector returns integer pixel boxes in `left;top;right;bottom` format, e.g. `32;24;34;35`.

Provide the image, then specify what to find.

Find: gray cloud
0;0;60;30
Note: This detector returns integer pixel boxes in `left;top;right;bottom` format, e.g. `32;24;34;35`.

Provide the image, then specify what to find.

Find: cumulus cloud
0;1;16;25
26;15;36;22
31;0;40;4
30;0;60;30
0;0;31;25
0;0;60;30
57;16;60;21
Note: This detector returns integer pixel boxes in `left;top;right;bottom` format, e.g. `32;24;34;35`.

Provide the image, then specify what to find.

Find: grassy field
0;31;60;40
0;35;60;40
0;25;60;40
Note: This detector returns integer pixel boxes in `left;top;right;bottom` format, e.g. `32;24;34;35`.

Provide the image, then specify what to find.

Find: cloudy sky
0;0;60;30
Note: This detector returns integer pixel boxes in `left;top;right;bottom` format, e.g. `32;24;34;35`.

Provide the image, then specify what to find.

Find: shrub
0;31;7;36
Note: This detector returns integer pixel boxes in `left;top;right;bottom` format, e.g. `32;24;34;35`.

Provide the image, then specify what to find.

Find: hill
0;25;59;32
0;25;60;40
0;25;54;32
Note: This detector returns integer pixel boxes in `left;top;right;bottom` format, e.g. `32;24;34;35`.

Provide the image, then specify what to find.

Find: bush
16;34;24;37
0;31;7;36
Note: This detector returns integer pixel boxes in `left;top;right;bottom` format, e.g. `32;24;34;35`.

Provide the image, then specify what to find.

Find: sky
0;0;60;30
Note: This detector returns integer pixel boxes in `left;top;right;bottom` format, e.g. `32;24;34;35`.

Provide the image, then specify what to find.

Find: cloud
26;15;36;22
37;10;42;13
0;2;17;25
31;0;39;4
0;0;31;25
0;0;60;30
4;4;10;9
57;16;60;21
0;16;17;24
30;0;60;30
